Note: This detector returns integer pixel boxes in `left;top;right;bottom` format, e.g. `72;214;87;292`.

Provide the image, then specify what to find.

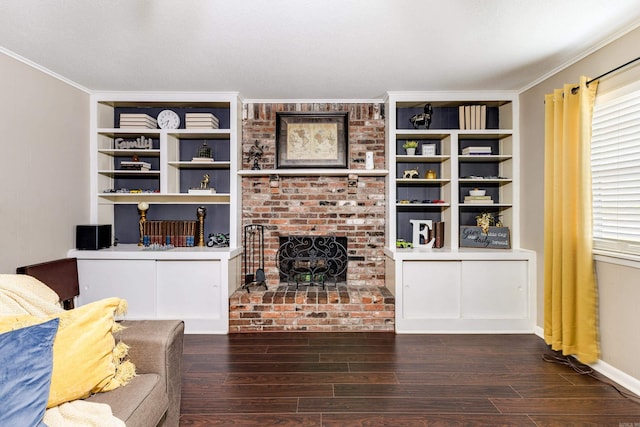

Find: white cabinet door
76;259;156;318
403;261;461;319
460;260;527;319
156;260;221;320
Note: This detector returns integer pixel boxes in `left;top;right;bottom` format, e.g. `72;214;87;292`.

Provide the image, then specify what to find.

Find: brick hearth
229;284;395;332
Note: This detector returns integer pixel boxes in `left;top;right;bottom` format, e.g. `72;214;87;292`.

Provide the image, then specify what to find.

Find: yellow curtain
543;76;599;364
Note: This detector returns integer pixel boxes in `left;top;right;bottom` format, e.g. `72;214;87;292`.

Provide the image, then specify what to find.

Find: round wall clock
157;109;180;129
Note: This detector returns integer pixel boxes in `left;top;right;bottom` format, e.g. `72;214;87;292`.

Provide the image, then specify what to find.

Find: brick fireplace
229;102;394;332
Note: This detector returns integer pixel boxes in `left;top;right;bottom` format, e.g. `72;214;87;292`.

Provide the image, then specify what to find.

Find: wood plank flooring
179;333;640;426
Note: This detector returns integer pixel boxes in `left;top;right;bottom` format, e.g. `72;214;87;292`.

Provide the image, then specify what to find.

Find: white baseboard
590;360;640;396
533;325;640;396
534;325;544;338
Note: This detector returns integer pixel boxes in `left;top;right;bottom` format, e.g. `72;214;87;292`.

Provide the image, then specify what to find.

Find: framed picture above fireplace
276;112;349;168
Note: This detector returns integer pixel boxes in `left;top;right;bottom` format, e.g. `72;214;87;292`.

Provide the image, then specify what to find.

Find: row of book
119;114;157;129
185;113;219;129
142;220;198;247
459;105;486;130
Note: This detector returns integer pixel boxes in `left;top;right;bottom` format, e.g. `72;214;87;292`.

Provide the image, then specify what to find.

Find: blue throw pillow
0;318;59;427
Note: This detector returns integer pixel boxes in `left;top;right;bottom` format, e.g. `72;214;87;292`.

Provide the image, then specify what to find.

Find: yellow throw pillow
0;297;136;408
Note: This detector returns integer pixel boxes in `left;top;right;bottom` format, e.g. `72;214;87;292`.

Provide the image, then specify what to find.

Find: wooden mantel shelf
238;168;388;177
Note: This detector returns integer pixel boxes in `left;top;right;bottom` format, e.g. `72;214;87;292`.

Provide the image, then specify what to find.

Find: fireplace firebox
277;235;348;288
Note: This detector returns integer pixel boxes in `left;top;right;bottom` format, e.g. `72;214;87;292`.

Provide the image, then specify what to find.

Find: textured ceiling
1;0;640;99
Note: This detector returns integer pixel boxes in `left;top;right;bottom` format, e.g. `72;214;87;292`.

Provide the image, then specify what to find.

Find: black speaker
76;225;112;250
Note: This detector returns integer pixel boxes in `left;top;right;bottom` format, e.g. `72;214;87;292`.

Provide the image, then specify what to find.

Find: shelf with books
386;92;532;333
458;133;513;230
395;100;513;131
390;102;453;252
96;131;161;191
386;91;519;253
97;192;231;204
395;206;452;250
91;93;241;248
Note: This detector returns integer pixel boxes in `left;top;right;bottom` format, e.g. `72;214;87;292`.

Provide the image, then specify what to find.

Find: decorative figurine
396;239;413;249
188;173;215;194
248;140;264;170
403;168;419;179
207;233;230;247
196;206;207;247
410;103;433;129
200;174;210;190
137;201;149;246
194;141;213;161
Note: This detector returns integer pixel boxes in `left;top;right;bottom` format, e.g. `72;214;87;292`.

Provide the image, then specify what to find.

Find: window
591;82;640;256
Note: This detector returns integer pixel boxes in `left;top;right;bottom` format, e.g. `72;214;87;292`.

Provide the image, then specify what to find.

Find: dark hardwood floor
179;332;640;426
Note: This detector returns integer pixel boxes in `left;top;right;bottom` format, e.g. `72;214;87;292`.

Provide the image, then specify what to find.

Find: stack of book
120;161;151;171
463;195;494;204
458;105;486;130
462;146;492;155
185;113;219;129
119;113;157;129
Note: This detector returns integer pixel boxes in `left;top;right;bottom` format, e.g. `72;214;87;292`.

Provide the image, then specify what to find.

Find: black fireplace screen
277;235;348;285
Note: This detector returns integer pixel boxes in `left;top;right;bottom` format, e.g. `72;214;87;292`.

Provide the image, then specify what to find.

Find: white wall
520;26;640;380
0;52;90;273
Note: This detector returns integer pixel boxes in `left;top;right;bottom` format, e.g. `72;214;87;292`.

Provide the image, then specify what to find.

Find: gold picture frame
276;112;348;168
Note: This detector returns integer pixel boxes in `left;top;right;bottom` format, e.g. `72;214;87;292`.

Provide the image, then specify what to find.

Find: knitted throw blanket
0;273;64;316
0;274;126;426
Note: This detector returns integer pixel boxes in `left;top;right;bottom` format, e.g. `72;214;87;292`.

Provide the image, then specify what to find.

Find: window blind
591;87;640;255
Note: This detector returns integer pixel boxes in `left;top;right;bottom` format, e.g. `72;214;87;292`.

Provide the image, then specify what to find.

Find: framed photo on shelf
421;143;437;156
276;112;348;168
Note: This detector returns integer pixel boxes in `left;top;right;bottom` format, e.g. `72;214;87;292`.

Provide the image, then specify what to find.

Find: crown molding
1;46;91;94
518;20;640;93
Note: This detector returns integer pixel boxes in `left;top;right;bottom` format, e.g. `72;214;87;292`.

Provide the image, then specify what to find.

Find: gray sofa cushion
87;373;168;427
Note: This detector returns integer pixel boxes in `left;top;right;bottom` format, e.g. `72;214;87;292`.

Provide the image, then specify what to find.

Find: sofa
87;319;184;427
6;258;185;427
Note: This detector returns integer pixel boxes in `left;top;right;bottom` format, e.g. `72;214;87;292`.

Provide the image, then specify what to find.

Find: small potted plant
403;140;418;155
